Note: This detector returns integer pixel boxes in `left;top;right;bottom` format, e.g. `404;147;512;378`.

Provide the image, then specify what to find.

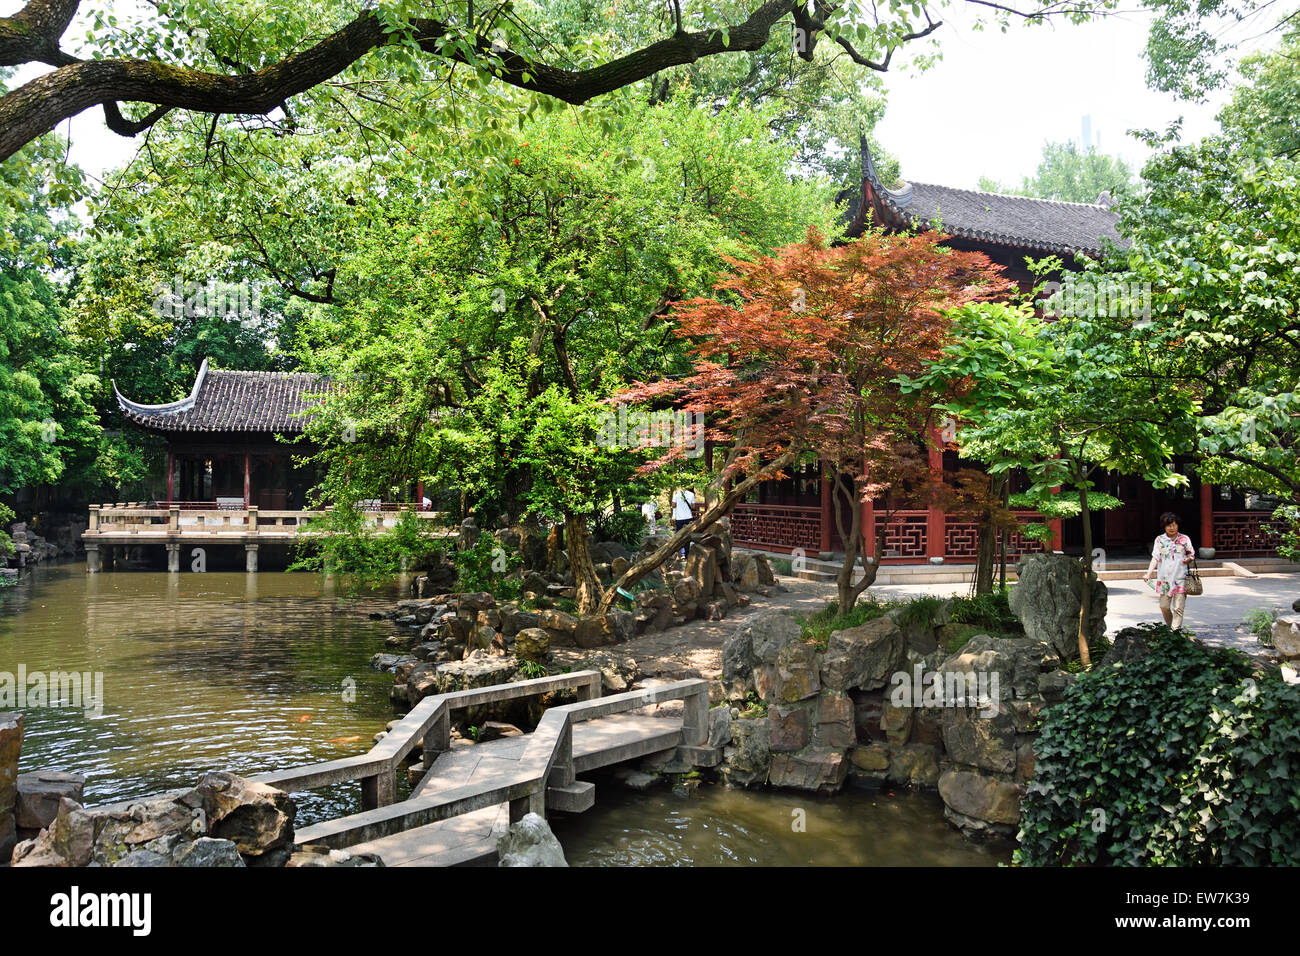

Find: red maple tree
604;226;1014;611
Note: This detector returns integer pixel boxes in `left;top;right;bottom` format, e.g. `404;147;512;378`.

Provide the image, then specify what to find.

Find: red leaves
616;227;1012;494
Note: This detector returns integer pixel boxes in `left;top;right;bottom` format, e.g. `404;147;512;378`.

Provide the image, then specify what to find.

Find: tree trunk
973;473;1006;595
998;477;1010;591
831;472;881;611
566;511;603;616
1076;484;1093;668
595;451;796;614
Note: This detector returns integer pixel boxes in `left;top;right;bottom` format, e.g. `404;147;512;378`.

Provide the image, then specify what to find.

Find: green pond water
1;562;1013;864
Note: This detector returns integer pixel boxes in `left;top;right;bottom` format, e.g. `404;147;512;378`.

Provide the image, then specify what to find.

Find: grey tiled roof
114;359;329;433
847;138;1128;257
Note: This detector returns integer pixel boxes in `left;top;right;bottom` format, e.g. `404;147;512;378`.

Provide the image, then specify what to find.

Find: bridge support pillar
510;791;545;823
85;544;101;574
165;543;181;573
423;709;450;764
245;543;259;573
361;770;395;810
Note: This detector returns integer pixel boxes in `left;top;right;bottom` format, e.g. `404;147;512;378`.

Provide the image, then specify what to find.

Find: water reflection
552;775;1012;866
0;562;402;823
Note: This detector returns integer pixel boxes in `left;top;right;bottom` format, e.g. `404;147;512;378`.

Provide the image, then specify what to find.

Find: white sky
3;2;1273;190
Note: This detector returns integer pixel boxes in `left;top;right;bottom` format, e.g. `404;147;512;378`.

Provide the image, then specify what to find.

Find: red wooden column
925;429;945;561
243;453;251;508
416;481;425;509
1200;481;1214;553
166;451;174;506
818;466;833;556
860;458;876;560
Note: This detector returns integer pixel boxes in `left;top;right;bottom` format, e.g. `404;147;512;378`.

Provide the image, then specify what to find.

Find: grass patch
1244;607;1277;646
769;556;795;576
799;597;893;649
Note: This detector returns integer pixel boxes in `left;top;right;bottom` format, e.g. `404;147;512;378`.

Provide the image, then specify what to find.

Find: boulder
514;628;551;663
732;553;761;591
573;610;635;649
15;771;85;830
575;651;640;693
720;718;771;787
755;642;821;703
1272;615;1300;660
849;742;891;773
819;616;905;692
814;693;857;749
435;652;519;694
497;812;568;867
698;599;728;621
1008;552;1107;660
684;542;719;598
500;605;541;638
887;743;941;788
768;749;848;793
286;846;385;867
938;769;1021;825
769;705;811;752
708;706;733;749
174;837;247;867
754;553;776;585
722;611;800;685
940;703;1018;775
183;772;296;858
673;577;701;607
370;653;403;671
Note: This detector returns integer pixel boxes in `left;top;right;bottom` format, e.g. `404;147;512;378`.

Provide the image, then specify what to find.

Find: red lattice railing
875;510;928;558
944;513;1049;562
728;502;822;553
1213;511;1284;558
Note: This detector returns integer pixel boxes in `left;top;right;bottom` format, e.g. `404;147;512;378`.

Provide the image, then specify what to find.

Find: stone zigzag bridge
252;670;718;866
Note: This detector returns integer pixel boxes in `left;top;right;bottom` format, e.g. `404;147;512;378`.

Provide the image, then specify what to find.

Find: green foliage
893;595;950;630
452;533;521;599
597;509;650;550
980;140;1133;203
1015;624;1300;865
288;506;447;589
517;660;549;680
1242;607;1277;646
949;589;1020;632
1270;506;1300;563
799;597;892;648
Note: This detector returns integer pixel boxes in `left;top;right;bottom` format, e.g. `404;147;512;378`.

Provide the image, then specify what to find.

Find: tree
606;227;1012;612
1218;28;1300;158
979;140;1132;203
288;98;839;605
2;0;1179;166
907;297;1198;666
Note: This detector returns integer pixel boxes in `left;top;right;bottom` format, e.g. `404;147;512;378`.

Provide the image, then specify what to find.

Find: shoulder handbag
1184;557;1204;596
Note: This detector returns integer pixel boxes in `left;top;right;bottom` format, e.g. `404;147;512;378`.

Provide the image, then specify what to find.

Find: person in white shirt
1142;511;1196;631
641;499;659;533
671;488;696;558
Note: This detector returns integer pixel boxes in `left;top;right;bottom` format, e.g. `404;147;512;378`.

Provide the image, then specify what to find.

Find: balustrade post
423;707;450;764
361;769;396;811
88;504;100;532
248;506;258;534
682;683;709;747
547;721;575;789
169;506;179;532
576;673;602;701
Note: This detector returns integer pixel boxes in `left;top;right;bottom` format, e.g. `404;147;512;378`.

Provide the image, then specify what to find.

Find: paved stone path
550;569;1299;680
552;577;837;681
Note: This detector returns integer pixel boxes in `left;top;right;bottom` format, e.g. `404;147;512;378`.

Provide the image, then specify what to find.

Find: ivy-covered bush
1015;624;1300;866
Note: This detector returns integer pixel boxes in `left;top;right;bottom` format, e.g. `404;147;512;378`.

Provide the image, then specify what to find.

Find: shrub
950;589;1021;633
800;597;892;647
453;533;522;599
1243;606;1277;646
597;509;650;549
1015;624;1300;866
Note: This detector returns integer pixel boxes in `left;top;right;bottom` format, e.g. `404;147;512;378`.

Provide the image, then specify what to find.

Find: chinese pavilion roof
114;359;329;434
845;137;1128;257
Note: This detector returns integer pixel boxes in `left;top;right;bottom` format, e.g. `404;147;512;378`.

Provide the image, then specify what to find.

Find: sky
3;2;1272;190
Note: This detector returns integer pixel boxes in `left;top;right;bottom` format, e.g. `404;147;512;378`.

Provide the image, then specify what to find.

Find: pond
1;561;1013;865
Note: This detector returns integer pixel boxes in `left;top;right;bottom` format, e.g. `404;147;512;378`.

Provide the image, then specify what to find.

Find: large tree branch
0;2;794;163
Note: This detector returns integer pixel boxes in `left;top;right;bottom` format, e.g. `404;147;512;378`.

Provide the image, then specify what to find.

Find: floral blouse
1149;532;1195;596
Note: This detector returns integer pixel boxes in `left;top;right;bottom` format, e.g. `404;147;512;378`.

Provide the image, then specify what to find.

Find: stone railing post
361;769;396;811
88;504;100;532
681;682;709;747
169;506;179;531
248;506;258;533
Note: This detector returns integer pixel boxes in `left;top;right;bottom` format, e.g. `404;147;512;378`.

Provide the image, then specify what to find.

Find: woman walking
1142;511;1196;631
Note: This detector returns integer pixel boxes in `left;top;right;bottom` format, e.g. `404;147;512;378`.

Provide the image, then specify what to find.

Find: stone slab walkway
551;577;837;681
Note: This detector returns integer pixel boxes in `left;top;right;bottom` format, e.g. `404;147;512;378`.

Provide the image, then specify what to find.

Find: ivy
1014;624;1300;866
